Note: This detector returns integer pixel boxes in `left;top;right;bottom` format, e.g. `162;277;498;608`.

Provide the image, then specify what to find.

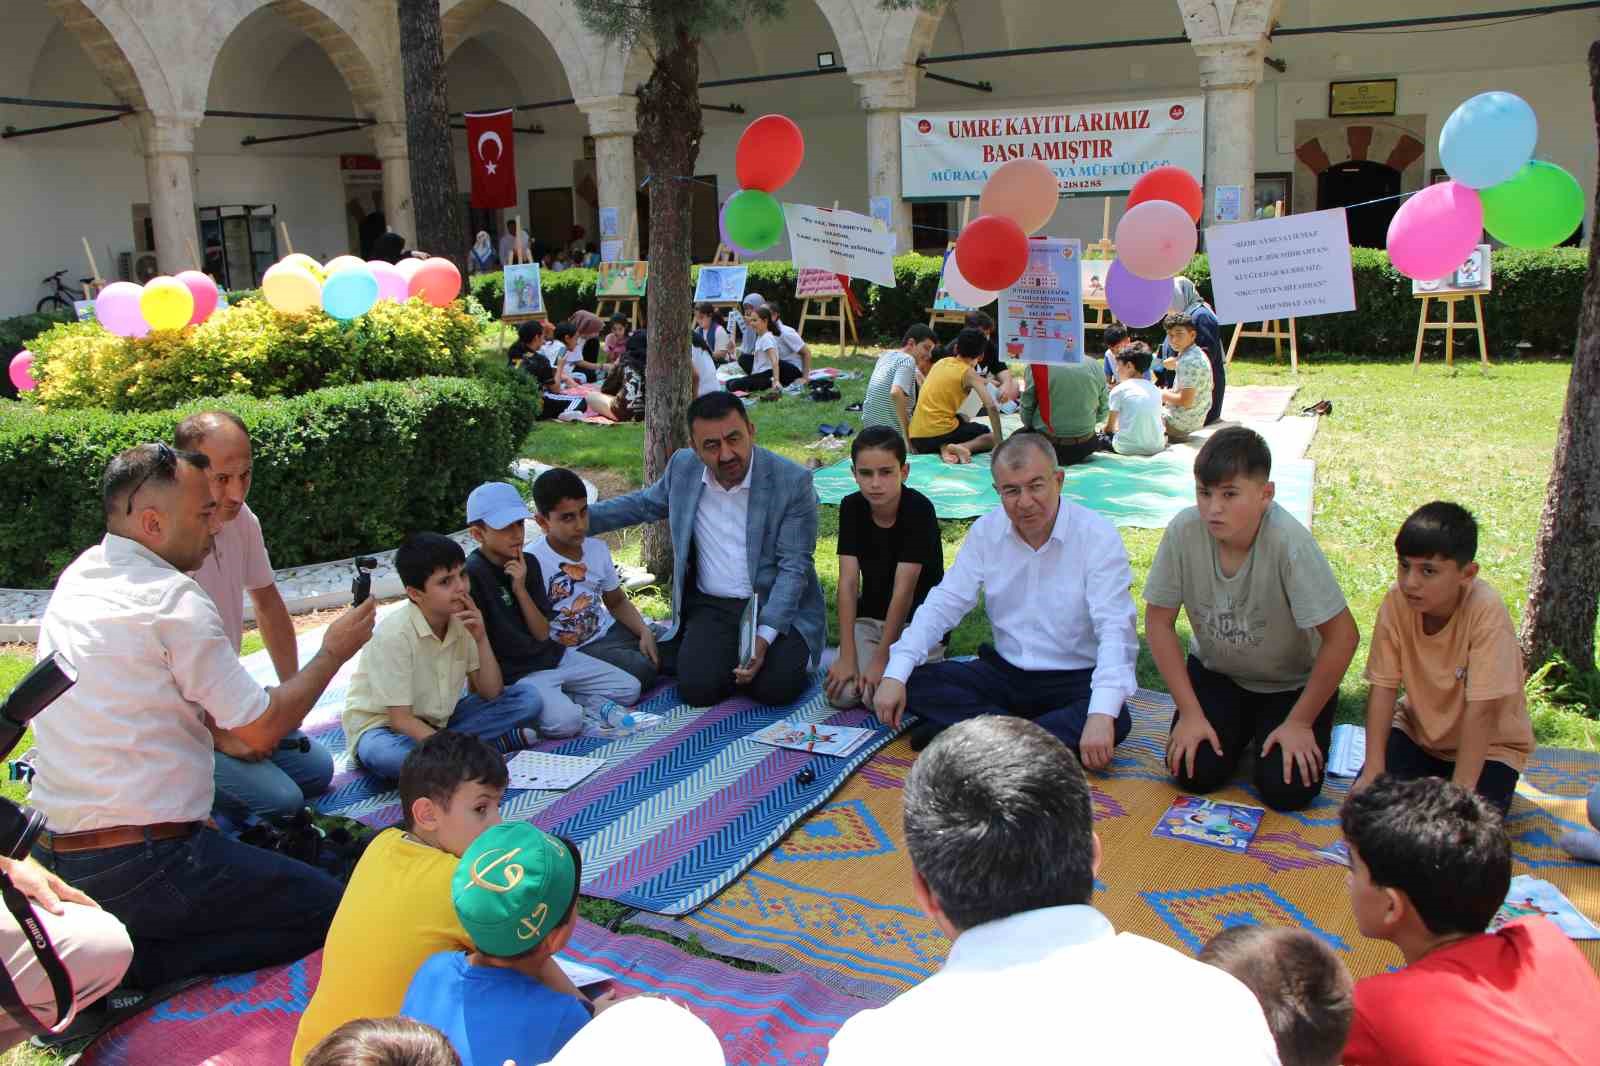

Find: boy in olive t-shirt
1144;428;1359;811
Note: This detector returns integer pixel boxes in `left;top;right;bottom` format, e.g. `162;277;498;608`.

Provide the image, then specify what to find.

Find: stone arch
1292;116;1427;216
44;0;175;114
442;0;599;98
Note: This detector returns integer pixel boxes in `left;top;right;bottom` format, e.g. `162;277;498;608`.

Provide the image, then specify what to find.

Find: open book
751;720;875;758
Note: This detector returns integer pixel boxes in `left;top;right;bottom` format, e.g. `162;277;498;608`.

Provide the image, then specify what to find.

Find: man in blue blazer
588;391;826;707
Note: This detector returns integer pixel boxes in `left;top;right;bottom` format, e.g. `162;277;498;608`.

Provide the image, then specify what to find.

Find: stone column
371;122;416;249
851;68;918;252
576;96;639;258
138;113;202;275
1193;39;1267;227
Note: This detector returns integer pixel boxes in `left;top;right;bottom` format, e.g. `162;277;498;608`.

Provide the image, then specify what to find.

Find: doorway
635;175;721;260
528;187;575;257
1318;161;1400;248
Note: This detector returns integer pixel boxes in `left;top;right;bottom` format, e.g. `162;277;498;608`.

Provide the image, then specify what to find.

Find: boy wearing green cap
401;822;601;1066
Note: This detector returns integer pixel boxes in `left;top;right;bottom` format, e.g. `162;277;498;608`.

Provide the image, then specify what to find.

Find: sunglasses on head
125;442;178;516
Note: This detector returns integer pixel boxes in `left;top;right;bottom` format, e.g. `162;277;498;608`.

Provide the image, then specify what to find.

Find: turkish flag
465;109;516;209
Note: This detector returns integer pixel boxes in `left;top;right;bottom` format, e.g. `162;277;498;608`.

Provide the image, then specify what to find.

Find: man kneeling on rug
30;444;375;994
824;717;1280;1065
873;431;1138;769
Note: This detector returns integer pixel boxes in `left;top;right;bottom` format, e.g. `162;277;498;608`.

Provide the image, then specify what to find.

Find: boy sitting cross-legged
824;426;946;710
1145;427;1359;811
290;733;587;1063
342;533;544;782
1352;501;1533;813
529;467;660;692
1097;346;1165;457
466;482;641;738
402;822;616;1066
1339;775;1600;1065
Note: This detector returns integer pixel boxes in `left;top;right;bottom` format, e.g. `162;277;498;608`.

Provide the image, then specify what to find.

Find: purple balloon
1105;259;1172;328
94;281;150;338
367;260;409;303
718;200;760;260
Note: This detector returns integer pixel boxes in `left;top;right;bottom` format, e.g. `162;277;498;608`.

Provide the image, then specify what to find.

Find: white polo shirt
33;534;271;832
826;905;1281;1066
692;463;777;647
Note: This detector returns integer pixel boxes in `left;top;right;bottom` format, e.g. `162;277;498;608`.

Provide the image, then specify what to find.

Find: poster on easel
999;238;1083;366
597;261;648;298
502;263;545;317
1080;260;1111;306
796;269;845;298
1412;244;1492;296
932;251;969;311
693;265;749;303
600;239;624;263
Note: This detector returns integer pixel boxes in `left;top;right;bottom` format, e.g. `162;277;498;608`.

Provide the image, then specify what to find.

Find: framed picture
1412;244;1492;296
1254;172;1292;219
1329;79;1398;117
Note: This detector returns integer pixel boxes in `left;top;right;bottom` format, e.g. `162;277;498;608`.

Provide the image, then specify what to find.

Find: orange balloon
979;159;1060;235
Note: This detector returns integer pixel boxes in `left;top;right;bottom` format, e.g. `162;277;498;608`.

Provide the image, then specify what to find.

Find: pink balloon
177;270;220;326
9;351;36;392
979;158;1060;235
1115;200;1198;281
940;253;999;310
367;260;409;302
1386;181;1485;281
93;281;149;338
1106;259;1173;328
396;258;424;287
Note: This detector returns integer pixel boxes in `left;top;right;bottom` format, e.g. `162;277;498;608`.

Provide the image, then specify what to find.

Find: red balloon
1127;166;1204;224
735;115;805;193
408;257;461;307
954;215;1030;292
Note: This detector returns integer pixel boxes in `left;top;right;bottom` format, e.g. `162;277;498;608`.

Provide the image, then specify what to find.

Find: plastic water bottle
599;703;637;731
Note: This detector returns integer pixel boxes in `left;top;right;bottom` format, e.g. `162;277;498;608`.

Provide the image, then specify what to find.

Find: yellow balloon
262;263;322;314
280;253;326;282
138;275;195;332
324;255;366;275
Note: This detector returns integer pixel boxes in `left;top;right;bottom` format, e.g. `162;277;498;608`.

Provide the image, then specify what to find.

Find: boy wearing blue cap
402;822;609;1066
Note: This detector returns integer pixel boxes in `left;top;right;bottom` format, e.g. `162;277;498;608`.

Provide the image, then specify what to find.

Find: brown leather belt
38;821;202;854
1048;431;1097;446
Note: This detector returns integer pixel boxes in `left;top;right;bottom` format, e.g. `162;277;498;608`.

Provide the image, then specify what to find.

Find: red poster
464;109;516;209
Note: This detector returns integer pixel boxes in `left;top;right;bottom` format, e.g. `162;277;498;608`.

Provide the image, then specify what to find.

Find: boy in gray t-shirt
1143;428;1358;811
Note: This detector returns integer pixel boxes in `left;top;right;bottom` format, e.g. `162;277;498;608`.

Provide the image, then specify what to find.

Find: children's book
504;751;605;791
751;720;873;758
555;956;613;989
1490;875;1600;940
739;594;759;664
1326;723;1366;777
1152;795;1265;854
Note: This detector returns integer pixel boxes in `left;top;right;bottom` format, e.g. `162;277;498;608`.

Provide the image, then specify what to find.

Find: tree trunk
1520;39;1600;674
398;0;465;274
636;17;703;579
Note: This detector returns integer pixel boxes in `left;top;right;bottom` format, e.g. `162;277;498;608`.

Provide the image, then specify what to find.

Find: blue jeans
354;677;544;781
212;729;334;822
905;644;1133;755
33;826;342;991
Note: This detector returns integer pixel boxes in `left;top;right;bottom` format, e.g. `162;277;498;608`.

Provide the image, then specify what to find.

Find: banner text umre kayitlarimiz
947;108;1151;164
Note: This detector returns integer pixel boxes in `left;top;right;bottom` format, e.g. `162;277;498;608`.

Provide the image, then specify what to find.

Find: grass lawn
0;349;1589;1065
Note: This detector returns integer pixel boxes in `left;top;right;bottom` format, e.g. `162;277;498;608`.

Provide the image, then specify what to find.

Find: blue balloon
321;265;378;320
1440;92;1537;189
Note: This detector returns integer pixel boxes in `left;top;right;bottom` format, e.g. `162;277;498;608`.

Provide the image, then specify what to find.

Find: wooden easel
1083;198;1117;341
279;221;294;256
595;214;644;329
1413;292;1490;371
794;202;859;353
80;237;105;300
928;198;976;328
498;214;547;346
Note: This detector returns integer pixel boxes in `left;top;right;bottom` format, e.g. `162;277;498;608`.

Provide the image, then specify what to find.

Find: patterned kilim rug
636;689;1600;1004
255;625;902;915
79;920;873;1066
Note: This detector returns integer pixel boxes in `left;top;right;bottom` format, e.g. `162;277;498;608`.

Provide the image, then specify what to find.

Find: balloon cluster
261;253;460;318
93;270;222;339
1387;92;1583;280
721;115;805;255
1104;167;1203;328
941;159;1061;308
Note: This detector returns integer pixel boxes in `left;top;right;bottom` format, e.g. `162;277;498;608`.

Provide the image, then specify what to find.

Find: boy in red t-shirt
1340;775;1600;1066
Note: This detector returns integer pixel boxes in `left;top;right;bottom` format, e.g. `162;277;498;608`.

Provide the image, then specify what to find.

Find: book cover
751;720;874;758
739;594;759;664
1490;875;1600;940
1152;795;1265;853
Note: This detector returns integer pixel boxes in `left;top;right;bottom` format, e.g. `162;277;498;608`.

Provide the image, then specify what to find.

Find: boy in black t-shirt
825;426;946;709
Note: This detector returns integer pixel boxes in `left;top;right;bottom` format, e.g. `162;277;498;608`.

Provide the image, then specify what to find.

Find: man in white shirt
874;431;1138;768
175;411;335;824
498;219;530;267
824;716;1282;1066
31;443;375;992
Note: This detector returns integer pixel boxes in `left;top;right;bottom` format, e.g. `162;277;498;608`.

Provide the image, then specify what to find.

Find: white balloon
940;254;1000;310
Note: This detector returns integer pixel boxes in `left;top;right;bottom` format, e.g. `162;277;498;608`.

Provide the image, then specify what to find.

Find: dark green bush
0;372;538;587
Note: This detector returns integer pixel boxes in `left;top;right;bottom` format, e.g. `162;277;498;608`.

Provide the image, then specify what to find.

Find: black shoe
844;401;863;412
907;721;944;752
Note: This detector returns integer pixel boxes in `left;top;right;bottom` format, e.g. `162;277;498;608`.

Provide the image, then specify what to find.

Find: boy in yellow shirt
290;732;586;1062
908;328;1004;464
1354;501;1533;812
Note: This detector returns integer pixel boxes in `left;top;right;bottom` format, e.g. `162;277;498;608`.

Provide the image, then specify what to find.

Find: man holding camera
174;411;335;824
29;443;375;992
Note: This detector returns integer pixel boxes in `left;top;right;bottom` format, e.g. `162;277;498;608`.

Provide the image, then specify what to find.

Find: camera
0;654;76;860
351;556;378;607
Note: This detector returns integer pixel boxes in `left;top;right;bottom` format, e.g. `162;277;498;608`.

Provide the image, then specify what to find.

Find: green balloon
1479;161;1584;248
724;189;785;252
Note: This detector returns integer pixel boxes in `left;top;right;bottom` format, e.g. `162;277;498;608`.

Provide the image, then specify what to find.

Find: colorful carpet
636;689;1600;1004
80;920;872;1066
248;632;903;915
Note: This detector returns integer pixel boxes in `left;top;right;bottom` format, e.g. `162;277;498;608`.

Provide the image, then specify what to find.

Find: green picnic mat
813;451;1317;530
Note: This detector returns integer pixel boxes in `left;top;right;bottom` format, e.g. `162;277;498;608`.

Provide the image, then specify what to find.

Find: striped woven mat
636;688;1600;1003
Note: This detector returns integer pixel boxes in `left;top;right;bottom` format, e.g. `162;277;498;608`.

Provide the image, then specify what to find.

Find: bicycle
37;269;92;315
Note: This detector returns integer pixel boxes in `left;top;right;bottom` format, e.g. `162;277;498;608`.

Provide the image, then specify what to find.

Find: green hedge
0;371;538;588
465;247;1587;355
0;311;72;400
